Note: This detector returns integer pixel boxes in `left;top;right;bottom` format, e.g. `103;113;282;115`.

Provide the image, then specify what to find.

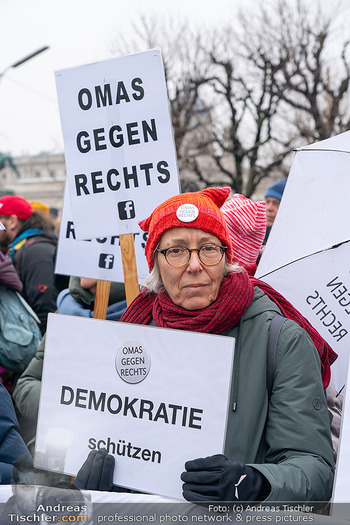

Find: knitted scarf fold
251;277;337;389
120;271;337;388
120;271;254;334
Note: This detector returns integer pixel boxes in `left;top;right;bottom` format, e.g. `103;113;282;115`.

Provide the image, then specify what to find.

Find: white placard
257;242;349;393
34;314;235;500
257;133;350;277
55;48;180;241
55;183;149;283
256;131;350;391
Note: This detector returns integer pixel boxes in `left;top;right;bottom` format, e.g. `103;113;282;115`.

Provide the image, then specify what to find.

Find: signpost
93;280;111;319
119;233;140;305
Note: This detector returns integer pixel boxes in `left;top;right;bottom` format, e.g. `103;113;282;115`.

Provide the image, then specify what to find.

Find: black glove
73;449;115;491
181;454;269;502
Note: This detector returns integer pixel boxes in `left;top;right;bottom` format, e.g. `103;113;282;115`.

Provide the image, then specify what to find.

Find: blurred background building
0;153;65;218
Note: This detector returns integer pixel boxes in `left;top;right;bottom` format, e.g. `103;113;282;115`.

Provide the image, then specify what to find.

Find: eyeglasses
156;244;228;267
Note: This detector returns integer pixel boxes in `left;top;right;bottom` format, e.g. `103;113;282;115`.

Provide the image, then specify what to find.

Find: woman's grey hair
141;249;243;294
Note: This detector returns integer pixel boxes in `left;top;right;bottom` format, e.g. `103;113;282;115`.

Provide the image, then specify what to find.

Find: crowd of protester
0;184;342;511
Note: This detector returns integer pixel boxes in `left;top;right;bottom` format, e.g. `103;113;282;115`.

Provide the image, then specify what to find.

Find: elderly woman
74;187;334;503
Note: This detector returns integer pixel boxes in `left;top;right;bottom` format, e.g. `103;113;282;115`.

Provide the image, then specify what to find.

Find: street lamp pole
0;45;49;83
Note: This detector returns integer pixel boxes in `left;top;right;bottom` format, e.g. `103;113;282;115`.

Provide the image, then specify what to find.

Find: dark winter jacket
10;229;59;335
147;287;334;502
223;288;334;501
0;384;33;484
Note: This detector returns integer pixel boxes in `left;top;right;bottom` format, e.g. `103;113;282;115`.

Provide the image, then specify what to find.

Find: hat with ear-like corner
221;193;266;274
139;187;233;271
0;195;33;220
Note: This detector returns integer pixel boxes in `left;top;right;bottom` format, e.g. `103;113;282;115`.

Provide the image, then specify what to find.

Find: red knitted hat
221;194;266;272
139;187;234;270
0;195;33;220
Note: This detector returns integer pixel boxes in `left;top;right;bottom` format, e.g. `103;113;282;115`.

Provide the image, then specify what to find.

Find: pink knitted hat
221;194;266;273
139;187;234;271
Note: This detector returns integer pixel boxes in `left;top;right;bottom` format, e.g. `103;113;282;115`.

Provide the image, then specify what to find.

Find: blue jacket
0;384;33;484
56;288;127;320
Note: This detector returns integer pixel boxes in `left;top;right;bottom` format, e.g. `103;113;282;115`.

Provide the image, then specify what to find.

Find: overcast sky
0;0;239;157
1;0;346;158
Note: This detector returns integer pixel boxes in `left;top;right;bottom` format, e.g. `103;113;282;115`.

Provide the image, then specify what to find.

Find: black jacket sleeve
17;240;59;335
0;385;33;484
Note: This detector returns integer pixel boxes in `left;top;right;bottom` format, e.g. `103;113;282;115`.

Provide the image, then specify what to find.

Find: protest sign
257;243;349;392
34;314;235;500
55;183;149;284
256;131;350;393
55;48;180;241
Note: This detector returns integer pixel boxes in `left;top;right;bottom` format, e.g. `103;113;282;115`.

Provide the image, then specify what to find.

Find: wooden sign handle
120;233;140;306
93;280;111;319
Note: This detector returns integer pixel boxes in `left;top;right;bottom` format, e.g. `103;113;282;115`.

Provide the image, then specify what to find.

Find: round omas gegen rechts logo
176;203;199;223
115;341;151;384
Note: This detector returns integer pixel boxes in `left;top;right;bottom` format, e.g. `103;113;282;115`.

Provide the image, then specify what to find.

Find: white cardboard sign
55;48;180;241
55;183;149;283
256;133;350;392
34;314;235;500
257;242;350;393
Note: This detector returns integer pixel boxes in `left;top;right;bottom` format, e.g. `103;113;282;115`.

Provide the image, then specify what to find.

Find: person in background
0;195;59;335
73;187;334;503
56;276;127;320
0;221;22;294
264;179;287;243
0;220;24;393
221;193;266;275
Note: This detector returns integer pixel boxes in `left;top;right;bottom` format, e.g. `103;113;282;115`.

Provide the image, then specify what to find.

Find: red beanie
0;195;33;220
139;187;234;270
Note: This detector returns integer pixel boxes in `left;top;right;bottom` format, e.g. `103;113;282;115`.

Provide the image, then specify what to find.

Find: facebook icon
99;253;114;269
118;200;136;220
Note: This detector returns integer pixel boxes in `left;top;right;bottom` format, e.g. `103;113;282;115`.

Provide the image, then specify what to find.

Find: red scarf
120;271;254;334
251;277;337;389
120;271;336;388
